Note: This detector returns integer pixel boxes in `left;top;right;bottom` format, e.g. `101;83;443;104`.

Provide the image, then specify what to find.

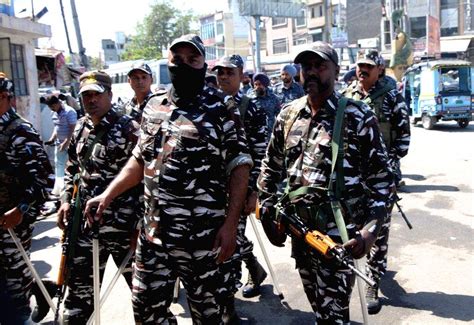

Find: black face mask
168;63;207;106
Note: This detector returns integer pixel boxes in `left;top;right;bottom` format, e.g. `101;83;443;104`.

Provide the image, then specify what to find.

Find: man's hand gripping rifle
261;200;376;287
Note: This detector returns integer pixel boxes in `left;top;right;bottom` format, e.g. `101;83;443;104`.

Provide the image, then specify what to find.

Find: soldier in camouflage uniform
123;62;156;124
257;42;393;325
248;73;281;135
85;35;252;324
0;75;53;324
56;71;141;324
240;71;253;95
272;64;305;105
213;54;268;322
342;49;410;314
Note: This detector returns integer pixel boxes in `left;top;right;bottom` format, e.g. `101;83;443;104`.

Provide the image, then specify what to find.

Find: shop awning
440;38;472;53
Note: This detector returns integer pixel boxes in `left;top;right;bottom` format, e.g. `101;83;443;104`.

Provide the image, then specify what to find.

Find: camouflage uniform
258;93;392;324
343;77;410;286
61;108;141;323
0;108;53;324
123;91;155;124
226;91;268;293
272;81;305;105
131;86;252;324
248;88;281;135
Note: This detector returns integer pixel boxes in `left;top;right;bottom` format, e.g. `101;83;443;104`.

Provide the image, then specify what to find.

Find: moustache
358;71;369;78
303;76;322;89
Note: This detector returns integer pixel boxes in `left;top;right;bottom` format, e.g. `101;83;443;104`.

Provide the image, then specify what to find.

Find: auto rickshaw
403;60;473;129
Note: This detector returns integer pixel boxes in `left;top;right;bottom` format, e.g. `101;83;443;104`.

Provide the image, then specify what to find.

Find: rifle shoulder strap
329;97;350;243
286;97;347;203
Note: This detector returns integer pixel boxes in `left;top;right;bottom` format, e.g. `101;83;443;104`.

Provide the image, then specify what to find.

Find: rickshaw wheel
422;115;435;130
457;119;469;128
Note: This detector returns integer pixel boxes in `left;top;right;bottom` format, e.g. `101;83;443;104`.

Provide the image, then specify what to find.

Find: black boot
366;284;382;315
242;255;267;298
31;279;58;323
222;296;241;325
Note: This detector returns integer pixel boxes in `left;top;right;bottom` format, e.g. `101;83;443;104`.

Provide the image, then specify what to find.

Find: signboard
357;37;379;49
332;27;348;48
239;0;304;18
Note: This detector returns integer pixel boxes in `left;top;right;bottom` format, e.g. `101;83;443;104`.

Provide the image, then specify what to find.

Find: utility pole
70;0;88;69
248;17;257;72
254;15;261;72
324;0;332;43
59;0;73;54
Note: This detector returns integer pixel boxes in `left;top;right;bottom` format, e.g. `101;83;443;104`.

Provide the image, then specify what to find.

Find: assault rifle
394;195;412;229
54;182;83;323
31;183;83;324
279;208;376;287
31;182;84;323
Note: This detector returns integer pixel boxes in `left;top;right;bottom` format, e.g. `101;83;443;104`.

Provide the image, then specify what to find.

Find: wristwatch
17;203;30;215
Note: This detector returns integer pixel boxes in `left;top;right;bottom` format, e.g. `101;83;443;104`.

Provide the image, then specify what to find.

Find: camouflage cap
79;70;112;94
0;73;15;95
357;50;383;66
294;41;339;66
170;34;205;58
128;62;152;76
211;54;244;71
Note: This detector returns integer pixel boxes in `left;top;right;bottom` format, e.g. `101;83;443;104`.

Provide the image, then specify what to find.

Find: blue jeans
52;146;68;195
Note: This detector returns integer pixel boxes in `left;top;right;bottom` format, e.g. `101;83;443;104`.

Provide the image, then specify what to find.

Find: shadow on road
235;284;320;324
402;174;426;181
33;220;58;237
414;122;474;132
400;184;459;193
32;235;59;252
382;271;474;322
31;260;53;278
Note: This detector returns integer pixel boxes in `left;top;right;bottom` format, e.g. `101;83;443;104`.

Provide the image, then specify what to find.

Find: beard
303;76;331;95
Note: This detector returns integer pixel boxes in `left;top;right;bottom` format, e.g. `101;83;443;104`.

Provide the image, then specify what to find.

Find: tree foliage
122;1;196;60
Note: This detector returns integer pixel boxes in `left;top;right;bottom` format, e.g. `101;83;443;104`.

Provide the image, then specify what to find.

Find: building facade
0;12;51;130
198;0;250;68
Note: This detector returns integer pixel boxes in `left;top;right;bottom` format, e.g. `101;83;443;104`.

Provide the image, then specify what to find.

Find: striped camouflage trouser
0;223;34;325
132;229;230;324
292;236;356;325
63;227;134;324
366;207;393;286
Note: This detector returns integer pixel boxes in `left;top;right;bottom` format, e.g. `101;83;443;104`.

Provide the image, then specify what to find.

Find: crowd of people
0;35;410;325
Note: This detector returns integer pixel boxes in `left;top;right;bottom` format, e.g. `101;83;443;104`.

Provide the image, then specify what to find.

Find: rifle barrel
395;201;413;229
343;260;376;287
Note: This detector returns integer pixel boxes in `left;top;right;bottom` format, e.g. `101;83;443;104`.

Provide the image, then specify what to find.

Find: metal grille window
272;17;287;27
295;9;306;27
273;38;288;54
0;39;28;96
201;23;215;40
205;46;217;60
216;22;224;35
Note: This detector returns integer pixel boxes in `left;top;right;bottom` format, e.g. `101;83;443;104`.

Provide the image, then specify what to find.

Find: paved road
31;121;474;324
